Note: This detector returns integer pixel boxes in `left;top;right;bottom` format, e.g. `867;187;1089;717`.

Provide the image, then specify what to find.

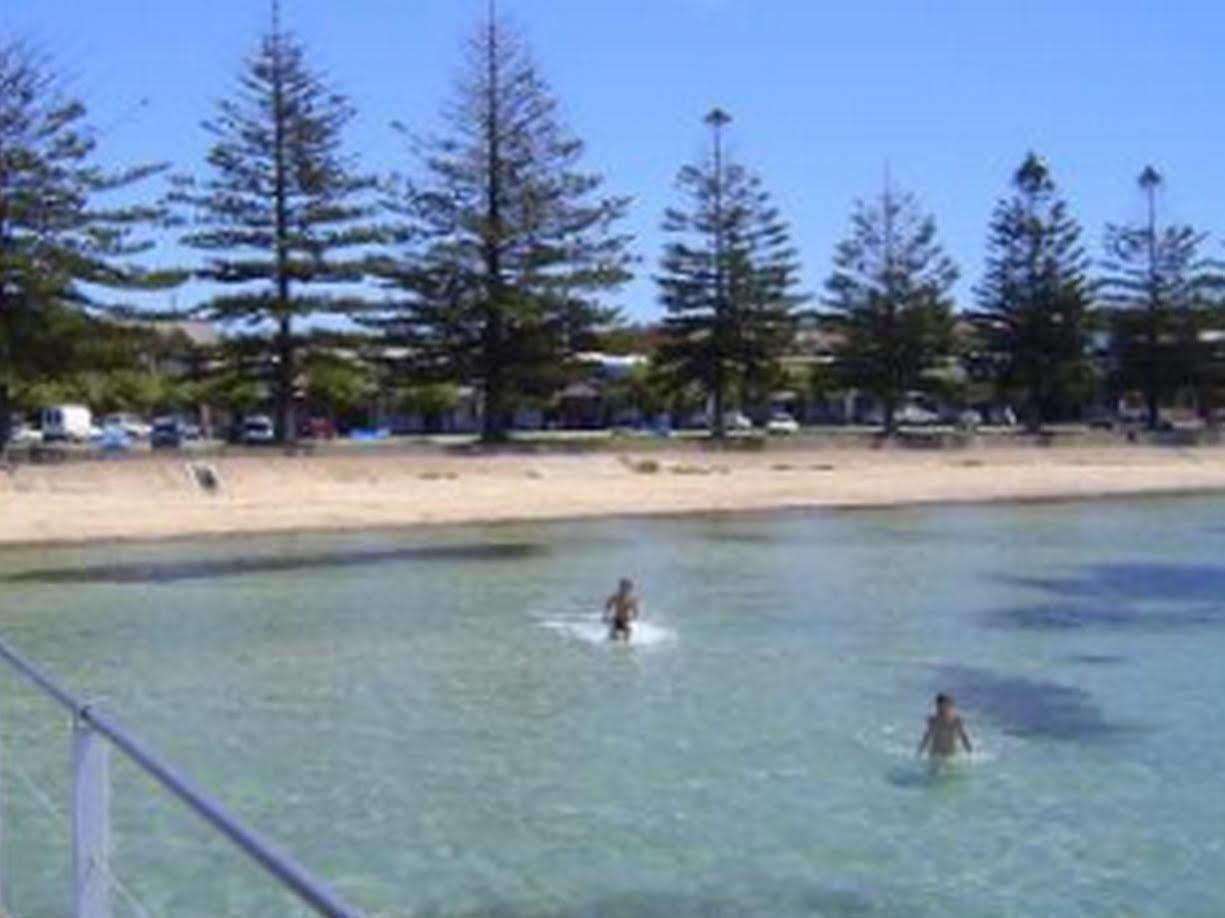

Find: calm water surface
1;496;1223;916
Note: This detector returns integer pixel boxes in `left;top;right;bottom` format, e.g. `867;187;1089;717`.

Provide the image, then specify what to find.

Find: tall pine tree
1101;166;1210;429
173;3;379;443
655;109;804;437
825;180;957;434
372;9;632;443
0;38;171;448
975;153;1090;431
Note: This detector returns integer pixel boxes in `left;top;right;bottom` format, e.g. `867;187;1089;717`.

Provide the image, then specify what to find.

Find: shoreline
1;487;1217;554
3;442;1225;548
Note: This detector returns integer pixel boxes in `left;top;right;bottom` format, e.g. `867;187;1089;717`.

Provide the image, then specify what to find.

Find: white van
42;405;94;442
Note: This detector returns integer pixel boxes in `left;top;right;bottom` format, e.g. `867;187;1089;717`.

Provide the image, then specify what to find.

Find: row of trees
661;124;1221;437
2;7;1222;449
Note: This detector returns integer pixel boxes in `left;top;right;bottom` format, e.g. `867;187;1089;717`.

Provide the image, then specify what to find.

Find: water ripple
5;542;545;584
932;664;1145;743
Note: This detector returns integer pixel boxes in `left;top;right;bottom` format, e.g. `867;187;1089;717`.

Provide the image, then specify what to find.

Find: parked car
956;409;982;430
895;404;941;426
724;411;754;432
349;427;392;442
102;413;152;440
766;412;800;435
682;411;754;432
151;416;187;449
1085;407;1116;430
94;423;133;452
299;416;338;440
41;405;93;442
9;420;42;446
242;415;276;445
941;407;983;429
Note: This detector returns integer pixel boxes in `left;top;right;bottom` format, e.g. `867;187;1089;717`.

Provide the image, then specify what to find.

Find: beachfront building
84;308;1225;440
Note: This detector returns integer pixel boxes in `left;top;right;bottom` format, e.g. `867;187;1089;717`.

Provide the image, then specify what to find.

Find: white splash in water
862;724;1000;764
537;615;677;648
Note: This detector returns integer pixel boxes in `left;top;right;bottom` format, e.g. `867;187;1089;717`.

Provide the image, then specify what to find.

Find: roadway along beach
4;440;1225;546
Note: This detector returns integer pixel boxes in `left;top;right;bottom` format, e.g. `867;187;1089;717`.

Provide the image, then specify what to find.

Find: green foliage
14;365;187;417
655;110;805;435
370;13;633;443
87;370;169;415
173;14;380;442
594;324;656;357
198;370;264;414
601;363;668;421
396;383;461;416
803;359;838;405
824;183;957;433
975;153;1091;431
1100;167;1215;428
301;351;374;416
0;38;172;443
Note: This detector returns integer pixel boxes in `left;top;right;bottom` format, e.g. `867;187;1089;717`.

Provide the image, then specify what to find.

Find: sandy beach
2;440;1225;547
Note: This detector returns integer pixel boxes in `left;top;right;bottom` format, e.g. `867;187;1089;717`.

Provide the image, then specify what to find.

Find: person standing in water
604;578;640;642
917;693;973;759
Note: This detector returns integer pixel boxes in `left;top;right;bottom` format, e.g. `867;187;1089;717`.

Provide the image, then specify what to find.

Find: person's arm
602;595;614;621
916;721;932;758
630;598;641;621
958;720;973;754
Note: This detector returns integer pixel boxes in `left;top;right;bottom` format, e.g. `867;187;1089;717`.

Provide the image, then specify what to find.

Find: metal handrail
0;637;363;918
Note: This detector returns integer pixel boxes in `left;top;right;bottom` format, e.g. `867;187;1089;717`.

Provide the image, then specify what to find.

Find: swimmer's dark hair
935;692;953;706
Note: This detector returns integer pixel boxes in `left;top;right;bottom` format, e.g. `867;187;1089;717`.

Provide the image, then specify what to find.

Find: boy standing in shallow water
917;693;973;759
604;578;639;642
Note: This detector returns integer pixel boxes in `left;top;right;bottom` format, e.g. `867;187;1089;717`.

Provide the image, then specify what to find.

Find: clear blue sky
4;0;1223;320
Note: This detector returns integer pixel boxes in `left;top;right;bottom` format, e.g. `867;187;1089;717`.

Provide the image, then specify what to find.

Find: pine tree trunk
0;291;11;450
482;307;508;444
0;299;10;450
480;21;509;447
1145;314;1160;431
0;381;11;451
741;365;759;426
883;398;896;437
275;315;295;444
1026;369;1044;434
1145;387;1160;432
271;30;294;446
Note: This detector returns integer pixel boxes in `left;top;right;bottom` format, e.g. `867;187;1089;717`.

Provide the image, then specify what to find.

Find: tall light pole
1138;164;1163;429
705;108;731;439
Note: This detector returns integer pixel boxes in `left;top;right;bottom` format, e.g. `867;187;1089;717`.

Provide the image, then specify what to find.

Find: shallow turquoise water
1;497;1224;916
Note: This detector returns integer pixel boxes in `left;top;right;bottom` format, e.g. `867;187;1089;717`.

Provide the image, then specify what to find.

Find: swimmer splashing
917;693;973;760
604;578;640;642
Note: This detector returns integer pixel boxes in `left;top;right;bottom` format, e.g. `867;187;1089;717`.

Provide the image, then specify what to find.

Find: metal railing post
72;717;110;918
0;636;361;917
0;705;5;912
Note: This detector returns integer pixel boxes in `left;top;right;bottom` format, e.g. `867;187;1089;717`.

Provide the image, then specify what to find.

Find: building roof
119;318;222;348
